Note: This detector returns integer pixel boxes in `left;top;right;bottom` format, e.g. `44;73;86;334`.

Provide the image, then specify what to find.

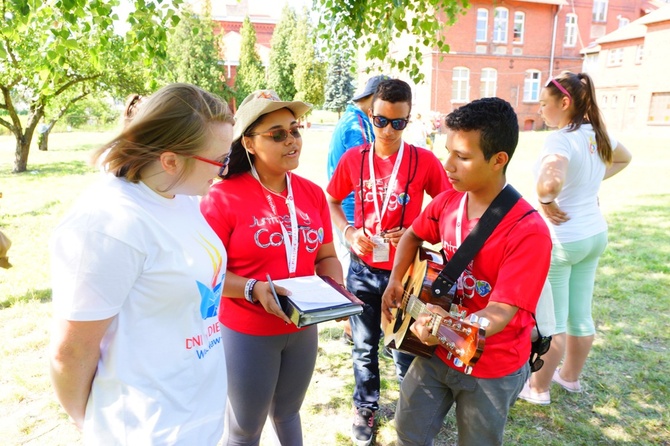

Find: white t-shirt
534;123;618;243
51;175;227;445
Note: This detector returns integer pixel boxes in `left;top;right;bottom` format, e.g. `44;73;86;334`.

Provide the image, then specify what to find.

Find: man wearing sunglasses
327;74;390;346
327;78;449;446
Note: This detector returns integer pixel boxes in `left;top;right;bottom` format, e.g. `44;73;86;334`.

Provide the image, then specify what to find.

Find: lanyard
368;140;405;233
252;168;299;277
455;193;468;247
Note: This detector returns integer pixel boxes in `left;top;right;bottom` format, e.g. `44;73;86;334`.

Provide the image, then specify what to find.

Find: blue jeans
396;354;529;446
347;255;415;411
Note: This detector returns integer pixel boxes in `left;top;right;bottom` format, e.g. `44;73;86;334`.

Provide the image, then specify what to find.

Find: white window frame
513;12;525;44
593;0;608;23
618;16;630;28
523;70;541;102
493;7;508;43
480;68;497;98
628;94;636;108
564;14;577;47
452;67;470;103
476;8;488;42
607;48;623;66
635;45;644;64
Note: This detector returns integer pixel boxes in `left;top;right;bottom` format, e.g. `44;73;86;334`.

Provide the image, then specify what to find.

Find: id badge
371;235;390;263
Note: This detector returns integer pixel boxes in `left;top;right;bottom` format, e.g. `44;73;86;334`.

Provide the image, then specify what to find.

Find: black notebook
270;275;364;328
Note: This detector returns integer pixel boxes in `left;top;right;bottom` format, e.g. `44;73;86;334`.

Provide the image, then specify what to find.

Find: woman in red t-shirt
201;90;343;445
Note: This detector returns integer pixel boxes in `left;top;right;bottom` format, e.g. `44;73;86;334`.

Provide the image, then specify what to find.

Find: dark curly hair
372;79;412;113
445;97;519;172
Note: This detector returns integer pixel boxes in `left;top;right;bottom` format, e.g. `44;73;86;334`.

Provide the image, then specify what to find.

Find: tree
162;0;231;100
315;0;469;83
267;5;297;101
292;10;326;111
0;0;182;172
323;52;355;118
234;16;266;105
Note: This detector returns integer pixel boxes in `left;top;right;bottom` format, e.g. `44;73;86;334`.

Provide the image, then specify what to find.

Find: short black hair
372;79;412;111
445;97;519;170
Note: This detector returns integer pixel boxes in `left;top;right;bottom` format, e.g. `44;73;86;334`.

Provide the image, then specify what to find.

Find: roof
595;4;670;44
515;0;567;5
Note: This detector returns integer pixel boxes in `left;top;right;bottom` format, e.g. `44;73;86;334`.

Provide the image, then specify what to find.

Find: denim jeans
347;255;415;411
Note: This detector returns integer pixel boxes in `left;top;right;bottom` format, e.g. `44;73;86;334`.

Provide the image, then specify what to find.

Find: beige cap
233;90;311;141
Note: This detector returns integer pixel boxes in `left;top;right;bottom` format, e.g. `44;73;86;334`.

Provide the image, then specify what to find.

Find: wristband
244;279;259;304
539;200;554;205
343;224;354;237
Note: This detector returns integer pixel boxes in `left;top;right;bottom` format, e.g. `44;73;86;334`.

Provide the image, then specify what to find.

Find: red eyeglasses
191;152;231;178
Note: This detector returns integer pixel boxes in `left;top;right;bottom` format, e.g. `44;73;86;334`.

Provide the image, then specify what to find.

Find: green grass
1;127;669;445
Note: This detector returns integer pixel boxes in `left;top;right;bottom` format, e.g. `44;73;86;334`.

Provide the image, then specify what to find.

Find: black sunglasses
529;334;552;373
249;125;303;143
372;115;409;131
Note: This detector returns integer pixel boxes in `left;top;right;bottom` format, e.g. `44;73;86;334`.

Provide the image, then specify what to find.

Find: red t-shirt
201;172;333;335
412;188;552;378
326;142;449;270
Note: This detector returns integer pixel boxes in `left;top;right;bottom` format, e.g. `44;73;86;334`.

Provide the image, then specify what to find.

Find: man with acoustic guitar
382;97;552;446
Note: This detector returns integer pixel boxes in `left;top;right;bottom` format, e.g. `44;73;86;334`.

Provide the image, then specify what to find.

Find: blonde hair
96;83;235;186
546;71;612;165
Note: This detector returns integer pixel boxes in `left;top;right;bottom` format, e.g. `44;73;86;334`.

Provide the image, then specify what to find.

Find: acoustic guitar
382;248;488;375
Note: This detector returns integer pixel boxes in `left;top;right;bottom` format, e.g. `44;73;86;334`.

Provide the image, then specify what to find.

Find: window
480;68;497;98
593;0;608;23
493;7;508;43
601;95;608;107
452;67;470;103
611;95;618;108
635;45;644;64
648;92;670;123
618;16;629;28
565;14;578;47
607;48;623;66
523;70;541;102
628;94;636;108
513;12;525;44
476;9;488;42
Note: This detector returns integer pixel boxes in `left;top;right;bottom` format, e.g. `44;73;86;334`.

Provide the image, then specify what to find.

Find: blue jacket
327;104;374;223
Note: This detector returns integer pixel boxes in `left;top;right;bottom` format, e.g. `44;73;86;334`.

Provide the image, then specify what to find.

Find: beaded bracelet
539;200;554;206
244;279;259;304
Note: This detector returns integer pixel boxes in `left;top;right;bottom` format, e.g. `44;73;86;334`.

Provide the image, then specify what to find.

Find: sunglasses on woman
372;115;410;131
249;125;304;143
191;152;231;178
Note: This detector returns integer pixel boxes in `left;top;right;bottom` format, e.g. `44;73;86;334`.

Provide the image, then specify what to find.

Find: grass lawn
1;127;668;445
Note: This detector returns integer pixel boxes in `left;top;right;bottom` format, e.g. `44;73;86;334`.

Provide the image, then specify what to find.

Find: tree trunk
38;130;49;151
13;137;30;173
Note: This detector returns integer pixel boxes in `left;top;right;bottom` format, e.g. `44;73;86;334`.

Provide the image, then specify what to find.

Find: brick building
396;0;658;130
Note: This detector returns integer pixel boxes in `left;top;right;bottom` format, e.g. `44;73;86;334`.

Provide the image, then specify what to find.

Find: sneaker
518;380;551;405
552;369;582;393
351;407;375;446
342;331;354;345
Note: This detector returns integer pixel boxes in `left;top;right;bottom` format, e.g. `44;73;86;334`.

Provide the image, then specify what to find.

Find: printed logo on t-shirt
184;236;225;360
588;136;597;154
250;214;324;253
360;178;411;212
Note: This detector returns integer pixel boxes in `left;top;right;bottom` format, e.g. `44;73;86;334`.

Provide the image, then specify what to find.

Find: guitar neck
405;294;430;320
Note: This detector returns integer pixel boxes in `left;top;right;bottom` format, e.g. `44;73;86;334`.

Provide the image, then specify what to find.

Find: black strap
431;185;522;298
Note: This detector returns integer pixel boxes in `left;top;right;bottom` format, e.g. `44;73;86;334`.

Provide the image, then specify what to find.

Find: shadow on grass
508;196;670;446
0;288;52;310
19;159;96;177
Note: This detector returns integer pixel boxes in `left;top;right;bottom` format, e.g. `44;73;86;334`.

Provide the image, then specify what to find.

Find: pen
266;273;282;309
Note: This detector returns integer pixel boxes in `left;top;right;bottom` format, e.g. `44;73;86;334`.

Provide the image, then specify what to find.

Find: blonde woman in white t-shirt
518;72;632;406
49;83;235;444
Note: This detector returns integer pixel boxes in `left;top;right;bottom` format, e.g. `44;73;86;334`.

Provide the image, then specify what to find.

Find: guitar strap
431;185;522;299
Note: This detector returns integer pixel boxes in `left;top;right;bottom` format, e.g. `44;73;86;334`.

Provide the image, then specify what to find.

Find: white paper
273;276;351;311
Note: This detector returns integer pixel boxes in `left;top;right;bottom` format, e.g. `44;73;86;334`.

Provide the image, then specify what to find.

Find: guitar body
383;248;486;372
384;248;452;358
